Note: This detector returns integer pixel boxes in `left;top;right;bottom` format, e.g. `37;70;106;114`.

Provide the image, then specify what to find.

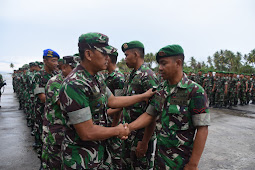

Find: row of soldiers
187;70;255;109
12;33;210;170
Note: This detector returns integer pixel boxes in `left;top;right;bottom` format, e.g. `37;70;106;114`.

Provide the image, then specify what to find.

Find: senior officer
59;33;155;169
127;44;210;169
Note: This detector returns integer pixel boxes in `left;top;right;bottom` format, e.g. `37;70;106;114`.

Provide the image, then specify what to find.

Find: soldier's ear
176;58;182;68
84;49;92;62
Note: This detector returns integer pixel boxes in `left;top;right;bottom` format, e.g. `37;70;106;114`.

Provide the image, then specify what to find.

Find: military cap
63;56;78;68
106;45;118;57
156;44;184;62
121;41;144;52
29;62;36;67
43;49;60;59
78;32;113;55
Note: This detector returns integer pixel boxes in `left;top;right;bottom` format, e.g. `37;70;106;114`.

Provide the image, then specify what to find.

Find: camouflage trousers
228;89;235;106
105;137;122;170
42;144;62;170
246;91;251;103
239;89;246;104
121;131;155;170
62;142;111;169
215;90;224;107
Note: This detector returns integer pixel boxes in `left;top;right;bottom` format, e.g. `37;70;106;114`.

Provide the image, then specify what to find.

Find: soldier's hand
117;123;130;140
135;141;148;158
143;88;156;103
184;163;198;170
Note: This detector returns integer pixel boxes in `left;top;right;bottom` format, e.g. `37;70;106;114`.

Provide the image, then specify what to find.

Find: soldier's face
92;50;109;71
44;57;58;71
124;50;136;68
61;64;73;77
158;57;177;80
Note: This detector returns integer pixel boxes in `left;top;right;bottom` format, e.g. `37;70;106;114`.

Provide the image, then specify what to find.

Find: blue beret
43;49;60;59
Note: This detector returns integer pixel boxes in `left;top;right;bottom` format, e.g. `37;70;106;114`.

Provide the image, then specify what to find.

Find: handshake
117;123;131;140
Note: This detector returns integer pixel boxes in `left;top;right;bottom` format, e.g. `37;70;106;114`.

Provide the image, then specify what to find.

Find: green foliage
186;48;255;74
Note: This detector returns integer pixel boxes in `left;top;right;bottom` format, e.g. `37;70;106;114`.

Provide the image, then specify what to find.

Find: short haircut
79;45;95;61
109;55;117;64
132;48;144;59
172;54;185;67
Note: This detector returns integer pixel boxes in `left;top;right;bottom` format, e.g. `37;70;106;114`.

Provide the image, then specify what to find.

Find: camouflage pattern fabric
105;68;125;170
214;77;225;107
146;73;210;169
238;78;247;105
228;77;238;106
34;68;57;158
59;65;111;169
246;79;252;104
122;63;158;170
42;73;66;169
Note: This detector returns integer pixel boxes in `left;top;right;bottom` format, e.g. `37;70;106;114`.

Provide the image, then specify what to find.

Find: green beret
58;59;63;63
156;44;184;62
73;53;79;56
121;40;144;52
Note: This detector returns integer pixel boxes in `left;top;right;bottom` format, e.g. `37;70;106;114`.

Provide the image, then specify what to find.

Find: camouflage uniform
59;65;112;169
246;78;252;104
228;76;238;107
34;68;58;157
122;63;158;170
214;76;225;107
146;74;210;169
203;75;214;106
104;68;125;170
42;73;66;169
194;74;203;86
238;77;247;105
251;78;255;104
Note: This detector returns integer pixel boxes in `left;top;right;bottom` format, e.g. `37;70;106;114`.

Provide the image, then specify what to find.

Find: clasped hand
117;123;130;140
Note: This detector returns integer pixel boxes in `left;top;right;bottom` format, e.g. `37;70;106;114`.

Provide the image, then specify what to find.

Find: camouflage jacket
43;73;66;146
105;68;125;96
59;65;112;169
123;63;158;123
146;73;210;169
228;77;238;92
195;75;204;86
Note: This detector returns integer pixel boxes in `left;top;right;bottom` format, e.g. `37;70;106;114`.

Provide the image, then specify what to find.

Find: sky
0;0;254;73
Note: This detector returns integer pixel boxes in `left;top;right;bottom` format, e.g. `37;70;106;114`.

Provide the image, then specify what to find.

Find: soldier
121;40;158;169
213;71;227;108
127;44;210;169
246;74;252;105
104;47;125;169
227;72;238;109
195;70;203;86
233;73;239;106
251;74;255;104
203;70;214;107
41;56;77;169
59;32;155;169
33;49;60;165
238;73;248;106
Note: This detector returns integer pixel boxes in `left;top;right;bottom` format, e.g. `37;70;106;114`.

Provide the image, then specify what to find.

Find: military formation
12;32;210;170
187;70;255;109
